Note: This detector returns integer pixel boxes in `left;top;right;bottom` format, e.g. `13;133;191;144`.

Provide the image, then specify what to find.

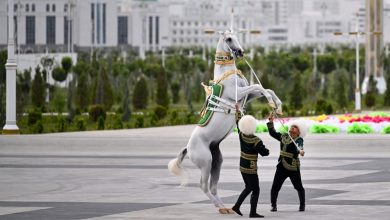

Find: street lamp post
334;22;362;112
3;0;19;134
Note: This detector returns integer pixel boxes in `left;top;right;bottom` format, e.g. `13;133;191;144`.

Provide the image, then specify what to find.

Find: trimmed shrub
75;117;86;131
135;116;144;128
97;116;105;130
113;116;123;129
89;105;106;122
278;125;289;134
310;124;339;133
347;123;373;134
28;110;42;126
154;105;167;120
256;124;268;133
57;116;67;132
382;125;390;134
33;120;44;134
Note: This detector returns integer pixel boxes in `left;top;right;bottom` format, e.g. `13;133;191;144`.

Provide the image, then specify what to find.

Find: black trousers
271;164;305;206
234;172;260;214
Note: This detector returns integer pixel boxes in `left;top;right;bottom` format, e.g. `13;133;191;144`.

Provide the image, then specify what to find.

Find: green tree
333;69;348;108
16;69;32;116
364;75;377;108
384;75;390;106
289;72;304;110
113;62;131;121
156;66;170;108
0;50;6;126
133;75;148;110
317;54;336;87
31;66;46;109
94;63;113;110
61;56;73;74
52;66;67;82
170;81;181;104
75;72;89;111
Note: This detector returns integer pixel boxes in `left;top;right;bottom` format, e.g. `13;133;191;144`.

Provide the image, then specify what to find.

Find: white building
0;0;117;53
1;0;390;53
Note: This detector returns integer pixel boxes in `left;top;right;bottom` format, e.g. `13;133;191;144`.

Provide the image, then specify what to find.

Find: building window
64;4;68;12
195;21;198;26
173;21;177;26
155;16;159;44
180;21;184;26
180;30;183;35
52;4;56;12
32;4;35;12
25;4;29;12
46;4;50;12
149;16;153;44
26;16;35;44
118;16;128;44
14;4;17;12
91;3;95;44
195;30;198;35
103;3;106;44
46;16;56;44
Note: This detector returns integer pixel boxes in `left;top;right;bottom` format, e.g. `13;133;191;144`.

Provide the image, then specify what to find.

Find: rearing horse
168;30;282;213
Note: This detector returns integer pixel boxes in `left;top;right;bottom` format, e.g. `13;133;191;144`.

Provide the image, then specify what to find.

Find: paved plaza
1;125;390;219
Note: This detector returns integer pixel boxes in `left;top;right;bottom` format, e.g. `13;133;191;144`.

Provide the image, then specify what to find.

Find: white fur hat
238;115;257;135
288;119;308;138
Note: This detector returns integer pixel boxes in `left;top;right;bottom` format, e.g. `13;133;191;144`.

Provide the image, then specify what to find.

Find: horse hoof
218;208;229;214
226;208;235;214
268;102;276;109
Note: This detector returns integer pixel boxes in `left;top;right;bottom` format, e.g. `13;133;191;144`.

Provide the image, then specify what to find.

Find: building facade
1;0;390;52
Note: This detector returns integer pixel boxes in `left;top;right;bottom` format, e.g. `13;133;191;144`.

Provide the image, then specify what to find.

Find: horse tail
168;147;188;186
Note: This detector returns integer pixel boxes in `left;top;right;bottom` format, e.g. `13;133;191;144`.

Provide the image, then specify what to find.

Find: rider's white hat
288;119;308;138
238;115;257;135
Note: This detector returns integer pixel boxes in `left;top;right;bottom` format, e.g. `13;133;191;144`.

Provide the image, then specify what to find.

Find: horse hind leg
209;144;224;206
210;143;234;214
190;146;222;208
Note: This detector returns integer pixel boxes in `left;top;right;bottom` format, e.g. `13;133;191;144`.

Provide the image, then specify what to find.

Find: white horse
168;30;282;213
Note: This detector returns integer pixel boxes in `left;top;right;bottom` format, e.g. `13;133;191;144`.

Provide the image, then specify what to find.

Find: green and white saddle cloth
198;83;237;127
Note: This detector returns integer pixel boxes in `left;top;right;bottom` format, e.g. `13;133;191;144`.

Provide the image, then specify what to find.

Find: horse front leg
266;89;283;115
237;85;276;108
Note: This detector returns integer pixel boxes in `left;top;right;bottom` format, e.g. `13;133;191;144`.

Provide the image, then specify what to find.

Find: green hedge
382;125;390;134
347;123;373;134
310;124;339;133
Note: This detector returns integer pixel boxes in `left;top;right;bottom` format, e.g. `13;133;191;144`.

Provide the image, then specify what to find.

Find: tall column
362;0;386;94
3;0;20;134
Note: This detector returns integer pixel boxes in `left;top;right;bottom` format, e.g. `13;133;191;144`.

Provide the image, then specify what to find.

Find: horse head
217;30;244;59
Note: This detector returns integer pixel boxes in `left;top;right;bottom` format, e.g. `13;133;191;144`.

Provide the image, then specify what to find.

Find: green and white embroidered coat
236;112;270;174
267;122;304;171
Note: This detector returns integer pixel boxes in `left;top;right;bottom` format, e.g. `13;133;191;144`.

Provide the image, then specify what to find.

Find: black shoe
249;213;264;218
232;206;243;216
270;205;277;212
299;204;305;212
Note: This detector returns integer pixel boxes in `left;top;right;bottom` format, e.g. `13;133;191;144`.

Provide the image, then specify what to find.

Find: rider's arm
266;113;282;141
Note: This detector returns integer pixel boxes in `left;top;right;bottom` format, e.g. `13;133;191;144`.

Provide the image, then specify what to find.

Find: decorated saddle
198;82;224;127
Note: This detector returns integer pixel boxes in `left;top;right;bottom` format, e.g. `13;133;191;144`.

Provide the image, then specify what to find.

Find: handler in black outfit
231;104;270;218
267;113;306;212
